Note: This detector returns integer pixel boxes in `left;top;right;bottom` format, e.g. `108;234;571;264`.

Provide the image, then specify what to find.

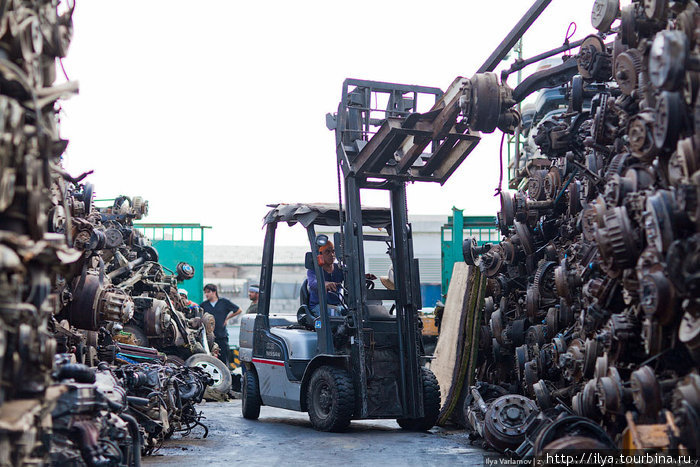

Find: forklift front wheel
307;366;354;432
242;368;262;420
397;367;441;431
241;369;262;420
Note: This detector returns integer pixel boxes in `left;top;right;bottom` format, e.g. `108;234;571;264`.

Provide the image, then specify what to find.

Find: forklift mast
327;79;483;418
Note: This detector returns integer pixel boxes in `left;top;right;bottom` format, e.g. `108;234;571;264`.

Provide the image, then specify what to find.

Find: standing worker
246;284;259;314
200;283;241;366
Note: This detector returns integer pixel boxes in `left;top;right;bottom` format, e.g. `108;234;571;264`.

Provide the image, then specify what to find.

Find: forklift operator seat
300;279;310;307
297;253;314;329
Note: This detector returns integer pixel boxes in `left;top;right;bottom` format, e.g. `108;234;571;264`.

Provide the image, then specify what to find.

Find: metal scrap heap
461;0;700;457
0;0;79;464
0;2;215;464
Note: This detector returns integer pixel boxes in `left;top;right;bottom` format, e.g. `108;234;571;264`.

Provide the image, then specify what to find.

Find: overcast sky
60;1;605;245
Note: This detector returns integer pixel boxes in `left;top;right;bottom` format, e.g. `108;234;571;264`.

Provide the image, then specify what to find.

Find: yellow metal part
622;411;684;452
421;315;439;337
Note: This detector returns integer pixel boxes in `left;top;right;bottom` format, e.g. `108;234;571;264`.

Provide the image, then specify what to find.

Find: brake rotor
629;112;659;162
649;30;689;92
672;137;700;182
500;191;515;228
544;168;562;200
578;35;608;81
645;190;677;253
639;270;675;324
595;354;609;380
591;0;619;33
654;91;685;150
524;361;539;396
533;380;552;410
642;317;664;355
546;307;558;336
555;260;573;304
501;240;516;264
596;376;622;416
528;170;547;201
679;312;700;361
514;221;534;255
491;309;504;345
596;206;641;272
534;261;557;302
630;365;662;419
510;319;527;347
68;274;101;331
583;338;601;379
620;5;638;47
543;436;613;451
615;49;643;95
533;415;615;456
483;395;539;452
484;297;495;323
515;344;528;383
526;285;540;319
568;180;582;215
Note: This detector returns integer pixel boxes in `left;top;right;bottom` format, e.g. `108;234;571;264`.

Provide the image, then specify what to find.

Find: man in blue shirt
307;241;344;316
307;241;376;317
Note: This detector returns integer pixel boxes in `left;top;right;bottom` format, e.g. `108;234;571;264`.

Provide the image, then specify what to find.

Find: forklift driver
307;241;376;317
307;241;344;316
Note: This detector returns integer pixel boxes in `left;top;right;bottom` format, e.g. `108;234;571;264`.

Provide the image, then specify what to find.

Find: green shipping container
440;208;498;297
134;223;209;304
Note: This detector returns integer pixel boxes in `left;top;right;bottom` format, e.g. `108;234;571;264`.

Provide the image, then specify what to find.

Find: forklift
239;79;483;431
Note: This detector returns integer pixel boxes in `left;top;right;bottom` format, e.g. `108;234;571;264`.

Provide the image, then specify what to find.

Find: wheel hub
193;361;223;385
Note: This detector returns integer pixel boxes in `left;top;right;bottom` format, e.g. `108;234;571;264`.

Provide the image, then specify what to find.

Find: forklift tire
397;367;441;431
242;369;262;420
307;366;354;432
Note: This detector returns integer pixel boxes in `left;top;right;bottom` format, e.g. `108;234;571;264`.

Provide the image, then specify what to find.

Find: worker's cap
319;241;334;253
249;285;259;293
178;288;188;297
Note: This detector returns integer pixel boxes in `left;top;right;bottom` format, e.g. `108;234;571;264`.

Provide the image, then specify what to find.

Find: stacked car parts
0;1;80;464
462;0;700;457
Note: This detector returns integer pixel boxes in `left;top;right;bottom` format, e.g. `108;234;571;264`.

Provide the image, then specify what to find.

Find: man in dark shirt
200;283;241;366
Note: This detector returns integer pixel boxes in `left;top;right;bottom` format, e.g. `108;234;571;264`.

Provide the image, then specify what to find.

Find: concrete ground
143;400;490;466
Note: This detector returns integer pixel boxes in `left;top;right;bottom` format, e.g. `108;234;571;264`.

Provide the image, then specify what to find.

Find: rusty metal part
483;395;538;452
533;415;615;455
649;30;689;92
639;271;675;324
596;206;641;272
615;49;643;95
514;221;534;255
463;0;700;457
630;365;662;419
591;0;620;33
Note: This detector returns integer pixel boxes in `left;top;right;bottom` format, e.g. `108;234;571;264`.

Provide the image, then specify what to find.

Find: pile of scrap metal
0;1;215;465
0;0;81;464
51;355;212;465
457;0;700;458
51;188;229;399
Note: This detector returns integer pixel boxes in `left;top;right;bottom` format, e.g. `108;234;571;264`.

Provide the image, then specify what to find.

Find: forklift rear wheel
242;369;262;420
397;367;441;431
307;366;354;432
